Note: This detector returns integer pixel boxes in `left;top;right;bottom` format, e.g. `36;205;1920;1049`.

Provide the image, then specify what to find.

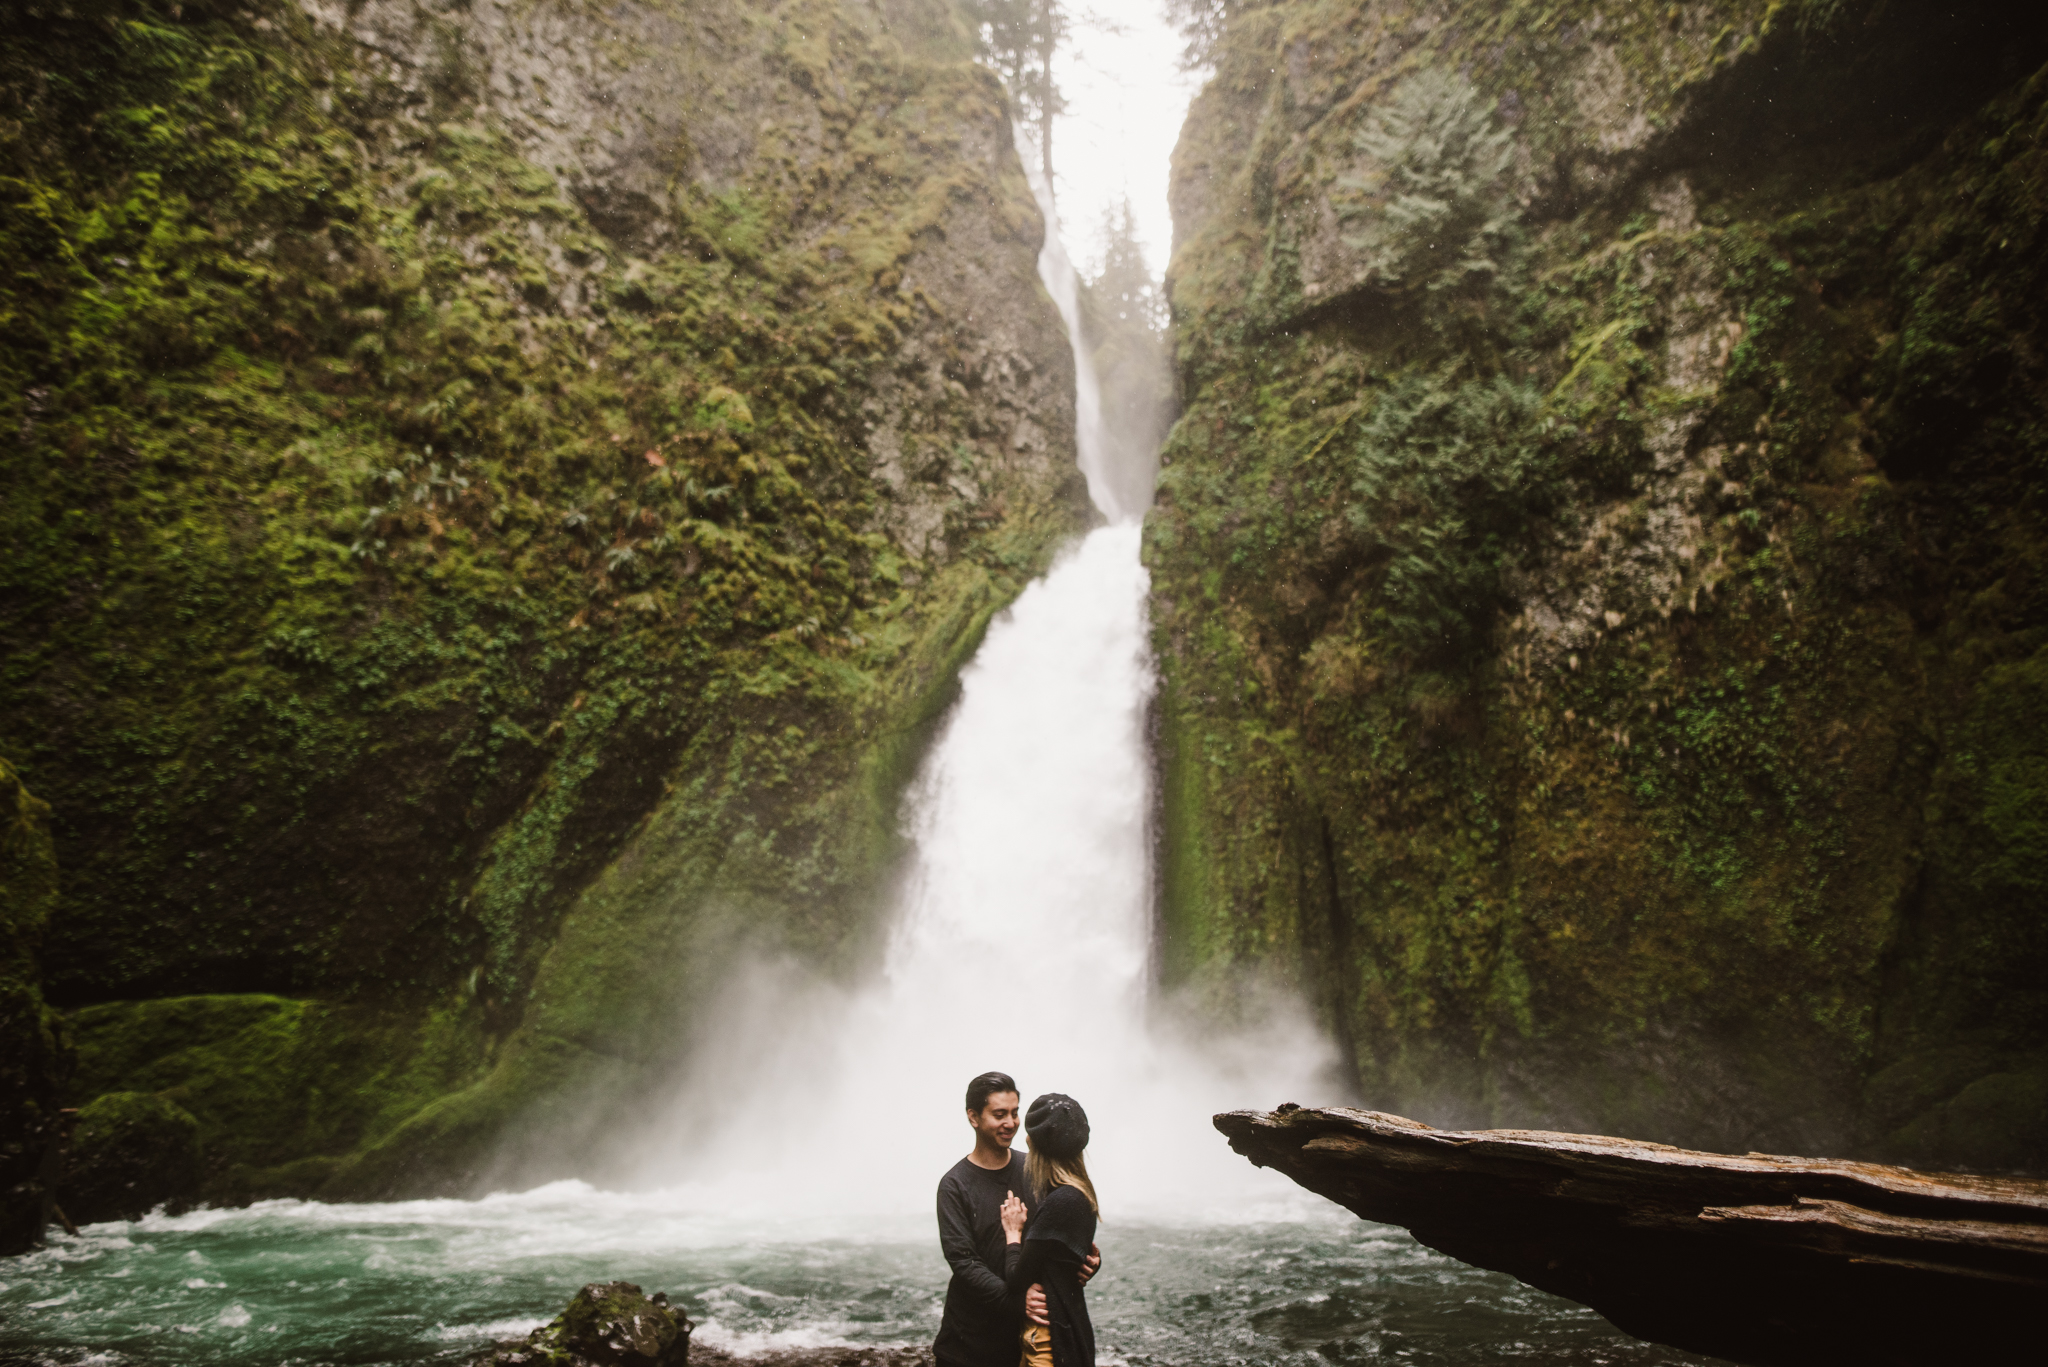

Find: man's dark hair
965;1071;1018;1114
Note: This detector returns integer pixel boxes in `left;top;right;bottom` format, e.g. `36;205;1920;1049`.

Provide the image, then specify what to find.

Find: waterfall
1026;163;1124;524
633;140;1331;1226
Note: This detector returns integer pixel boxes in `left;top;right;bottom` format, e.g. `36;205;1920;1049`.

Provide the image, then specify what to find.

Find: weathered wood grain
1214;1105;2046;1365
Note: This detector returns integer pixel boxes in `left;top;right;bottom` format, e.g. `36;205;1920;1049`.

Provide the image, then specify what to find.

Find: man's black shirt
934;1150;1032;1367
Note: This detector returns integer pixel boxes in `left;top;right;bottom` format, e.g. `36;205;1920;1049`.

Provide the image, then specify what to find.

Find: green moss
333;511;1077;1193
486;1281;690;1367
3;0;1083;1194
67;994;489;1191
1;758;69;1251
62;1090;202;1224
1881;1056;2048;1172
1153;0;2048;1161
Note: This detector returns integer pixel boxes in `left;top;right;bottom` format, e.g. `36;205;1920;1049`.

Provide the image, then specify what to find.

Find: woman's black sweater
1003;1184;1096;1367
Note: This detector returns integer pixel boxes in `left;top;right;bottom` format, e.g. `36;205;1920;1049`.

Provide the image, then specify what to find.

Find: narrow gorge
3;1;2046;1364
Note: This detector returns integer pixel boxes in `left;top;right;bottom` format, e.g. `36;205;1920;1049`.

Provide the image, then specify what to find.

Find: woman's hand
1000;1191;1027;1244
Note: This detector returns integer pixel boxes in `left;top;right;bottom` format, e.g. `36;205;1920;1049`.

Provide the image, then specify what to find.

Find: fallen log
1214;1105;2046;1366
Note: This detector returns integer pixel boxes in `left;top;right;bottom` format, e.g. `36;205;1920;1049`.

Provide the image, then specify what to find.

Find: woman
999;1093;1098;1367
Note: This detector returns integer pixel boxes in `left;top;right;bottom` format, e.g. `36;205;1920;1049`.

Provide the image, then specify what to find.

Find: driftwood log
1214;1105;2046;1366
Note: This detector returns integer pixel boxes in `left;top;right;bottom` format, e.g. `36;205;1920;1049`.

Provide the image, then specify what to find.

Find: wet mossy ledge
0;0;1088;1211
1151;0;2048;1170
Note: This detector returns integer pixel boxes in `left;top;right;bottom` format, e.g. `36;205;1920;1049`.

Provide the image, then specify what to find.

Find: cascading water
625;139;1333;1224
0;36;1710;1367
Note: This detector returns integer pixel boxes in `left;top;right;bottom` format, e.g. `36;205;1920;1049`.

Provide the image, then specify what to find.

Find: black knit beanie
1025;1093;1090;1160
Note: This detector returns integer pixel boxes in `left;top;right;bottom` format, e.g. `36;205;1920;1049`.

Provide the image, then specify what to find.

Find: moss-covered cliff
1;760;69;1253
1;0;1086;1210
1152;0;2048;1169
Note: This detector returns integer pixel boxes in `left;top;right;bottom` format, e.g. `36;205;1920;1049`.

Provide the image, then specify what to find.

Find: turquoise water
0;1185;1715;1366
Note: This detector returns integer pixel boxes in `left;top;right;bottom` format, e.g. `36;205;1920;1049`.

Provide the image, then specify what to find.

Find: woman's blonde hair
1025;1145;1099;1216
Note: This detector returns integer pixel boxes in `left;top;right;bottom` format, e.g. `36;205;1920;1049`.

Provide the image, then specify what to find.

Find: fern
1344;368;1555;659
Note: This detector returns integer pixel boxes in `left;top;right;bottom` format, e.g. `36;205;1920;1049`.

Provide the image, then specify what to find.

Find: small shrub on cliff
1336;70;1518;299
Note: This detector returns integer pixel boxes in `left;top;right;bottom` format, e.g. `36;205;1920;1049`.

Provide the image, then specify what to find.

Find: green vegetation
1153;0;2048;1166
60;1091;202;1224
1;759;67;1252
1;0;1084;1205
1079;199;1173;516
1335;70;1520;299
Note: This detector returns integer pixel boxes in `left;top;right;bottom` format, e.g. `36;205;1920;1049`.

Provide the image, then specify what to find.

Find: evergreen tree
969;0;1066;192
1163;0;1252;70
1080;198;1173;514
1088;198;1165;335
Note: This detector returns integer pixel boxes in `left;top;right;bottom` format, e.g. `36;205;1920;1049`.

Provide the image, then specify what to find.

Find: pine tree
1163;0;1249;70
969;0;1066;192
1088;199;1165;335
1081;198;1173;514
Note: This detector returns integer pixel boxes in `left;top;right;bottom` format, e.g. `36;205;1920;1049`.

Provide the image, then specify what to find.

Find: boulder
476;1282;691;1367
1216;1105;2048;1366
60;1091;202;1225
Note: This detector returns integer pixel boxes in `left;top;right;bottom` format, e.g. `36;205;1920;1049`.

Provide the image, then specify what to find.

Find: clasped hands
1001;1191;1100;1328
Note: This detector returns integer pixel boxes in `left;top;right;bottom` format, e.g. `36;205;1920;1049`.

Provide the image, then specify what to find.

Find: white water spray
1030;176;1121;524
633;141;1333;1224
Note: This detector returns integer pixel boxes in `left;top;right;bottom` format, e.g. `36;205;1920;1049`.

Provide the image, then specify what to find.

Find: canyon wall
0;0;1086;1215
1152;0;2048;1169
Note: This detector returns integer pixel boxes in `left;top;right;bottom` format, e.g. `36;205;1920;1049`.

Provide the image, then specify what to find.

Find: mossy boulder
61;1091;202;1225
475;1282;690;1367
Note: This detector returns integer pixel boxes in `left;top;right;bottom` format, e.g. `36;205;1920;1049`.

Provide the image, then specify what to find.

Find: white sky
1044;2;1204;282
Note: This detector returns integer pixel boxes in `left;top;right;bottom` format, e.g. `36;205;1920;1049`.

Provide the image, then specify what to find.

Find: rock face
0;759;69;1253
1152;0;2048;1167
475;1282;690;1367
0;0;1086;1203
1216;1105;2048;1366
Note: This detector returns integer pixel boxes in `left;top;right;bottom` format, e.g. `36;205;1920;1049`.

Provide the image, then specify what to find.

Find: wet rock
476;1282;691;1366
1217;1105;2048;1366
471;1283;937;1367
59;1091;201;1225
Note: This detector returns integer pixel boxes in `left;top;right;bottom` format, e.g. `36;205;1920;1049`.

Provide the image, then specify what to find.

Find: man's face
970;1091;1021;1149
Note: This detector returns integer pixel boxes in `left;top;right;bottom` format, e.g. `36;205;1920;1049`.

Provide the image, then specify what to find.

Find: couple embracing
934;1072;1102;1367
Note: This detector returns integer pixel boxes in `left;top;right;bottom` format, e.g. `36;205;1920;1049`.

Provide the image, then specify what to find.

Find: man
934;1072;1100;1367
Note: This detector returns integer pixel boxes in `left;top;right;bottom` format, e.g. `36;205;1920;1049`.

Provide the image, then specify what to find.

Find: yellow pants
1019;1322;1052;1367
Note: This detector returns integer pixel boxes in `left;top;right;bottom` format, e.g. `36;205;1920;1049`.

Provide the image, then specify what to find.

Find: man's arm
937;1181;1010;1311
1078;1242;1101;1285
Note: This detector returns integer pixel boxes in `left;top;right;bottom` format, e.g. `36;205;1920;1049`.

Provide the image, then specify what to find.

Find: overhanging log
1214;1105;2046;1365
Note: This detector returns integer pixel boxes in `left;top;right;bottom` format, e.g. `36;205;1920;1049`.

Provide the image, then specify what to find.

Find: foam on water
2;1190;1707;1367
